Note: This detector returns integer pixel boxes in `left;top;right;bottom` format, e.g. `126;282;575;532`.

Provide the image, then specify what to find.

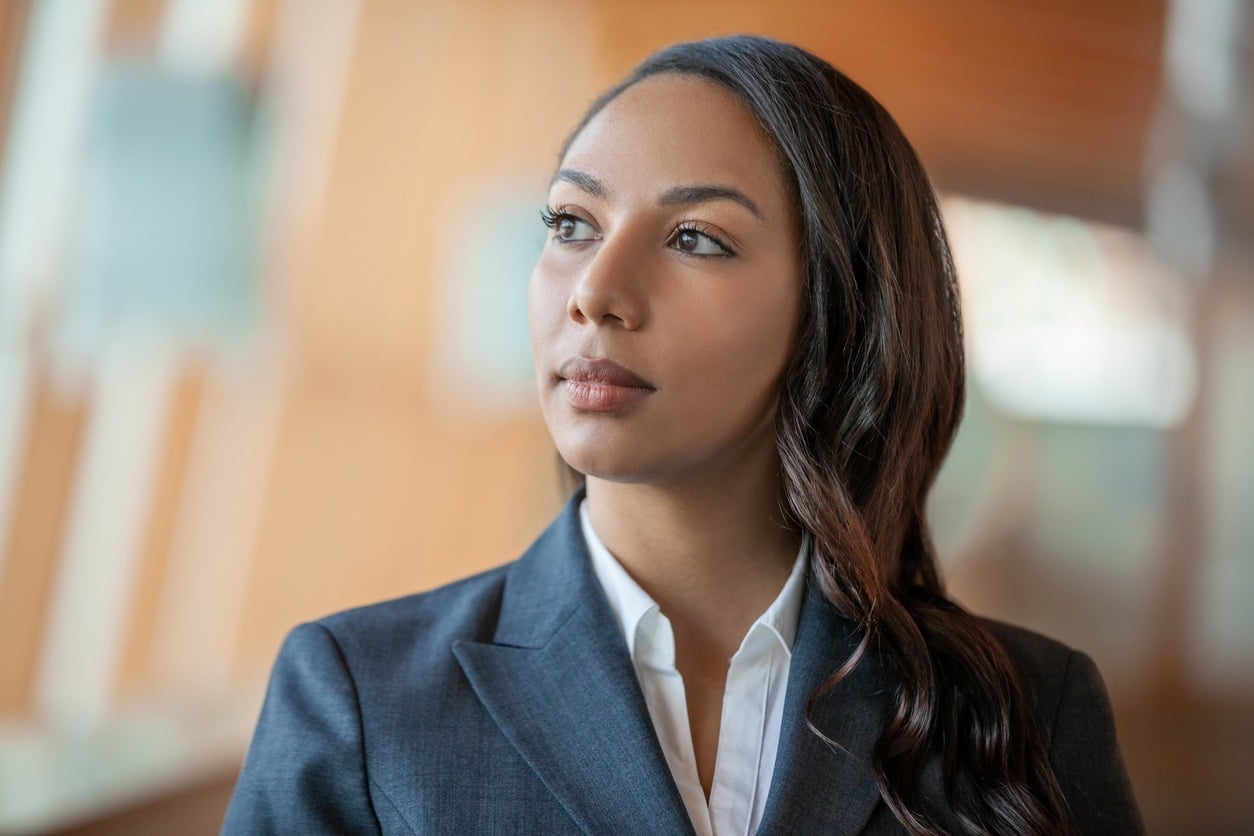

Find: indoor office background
0;0;1249;834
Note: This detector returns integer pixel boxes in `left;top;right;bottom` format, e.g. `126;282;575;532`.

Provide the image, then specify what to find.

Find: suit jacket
223;494;1144;835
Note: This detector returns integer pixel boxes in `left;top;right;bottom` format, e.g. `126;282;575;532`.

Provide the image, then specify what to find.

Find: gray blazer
223;494;1144;834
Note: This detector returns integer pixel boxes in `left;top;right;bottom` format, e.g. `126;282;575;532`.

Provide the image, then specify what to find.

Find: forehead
559;74;790;212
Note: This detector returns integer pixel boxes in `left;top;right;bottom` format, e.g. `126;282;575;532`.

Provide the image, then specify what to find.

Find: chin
552;439;664;486
557;451;642;484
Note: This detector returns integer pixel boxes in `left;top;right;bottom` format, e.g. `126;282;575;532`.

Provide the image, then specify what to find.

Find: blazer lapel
757;578;894;835
453;494;694;835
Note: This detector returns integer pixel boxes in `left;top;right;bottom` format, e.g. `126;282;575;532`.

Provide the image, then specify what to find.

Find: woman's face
529;73;802;485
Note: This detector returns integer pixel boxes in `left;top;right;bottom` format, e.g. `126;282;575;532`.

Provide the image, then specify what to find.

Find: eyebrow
552;167;762;220
658;185;762;219
551;168;607;197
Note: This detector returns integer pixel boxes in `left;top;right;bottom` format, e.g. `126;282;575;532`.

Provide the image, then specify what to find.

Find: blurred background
0;0;1249;833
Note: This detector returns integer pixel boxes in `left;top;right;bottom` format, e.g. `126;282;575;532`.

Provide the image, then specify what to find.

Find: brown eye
667;225;733;257
549;213;599;243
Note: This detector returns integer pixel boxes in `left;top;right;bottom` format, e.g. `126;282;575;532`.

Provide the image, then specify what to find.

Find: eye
668;224;734;257
540;206;600;244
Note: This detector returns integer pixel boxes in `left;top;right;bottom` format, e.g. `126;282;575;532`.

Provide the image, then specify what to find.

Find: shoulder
978;616;1072;666
270;562;515;696
319;562;513;645
226;565;524;832
258;562;519;756
977;617;1145;833
303;561;513;664
977;616;1122;745
978;618;1074;728
976;617;1109;744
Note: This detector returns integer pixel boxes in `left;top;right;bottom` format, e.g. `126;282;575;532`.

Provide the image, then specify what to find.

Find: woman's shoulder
976;617;1117;747
978;616;1075;689
975;620;1144;832
287;561;516;673
979;616;1083;693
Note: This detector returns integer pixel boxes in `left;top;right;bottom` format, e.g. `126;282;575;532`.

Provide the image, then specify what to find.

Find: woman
225;36;1143;835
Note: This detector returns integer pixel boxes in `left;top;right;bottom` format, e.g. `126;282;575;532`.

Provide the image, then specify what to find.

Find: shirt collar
580;499;809;663
581;499;660;660
748;534;809;654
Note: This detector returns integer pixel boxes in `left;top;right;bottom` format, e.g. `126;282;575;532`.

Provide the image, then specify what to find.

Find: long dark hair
557;35;1071;836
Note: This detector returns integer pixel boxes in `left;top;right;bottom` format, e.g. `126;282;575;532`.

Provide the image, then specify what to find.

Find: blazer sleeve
222;622;382;835
1049;650;1145;835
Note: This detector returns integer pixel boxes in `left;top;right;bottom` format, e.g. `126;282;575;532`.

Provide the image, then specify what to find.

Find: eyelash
539;205;736;257
538;205;564;229
672;220;735;257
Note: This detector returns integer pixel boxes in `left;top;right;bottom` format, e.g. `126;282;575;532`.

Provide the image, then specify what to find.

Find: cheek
528;262;566;352
663;283;798;439
687;279;798;383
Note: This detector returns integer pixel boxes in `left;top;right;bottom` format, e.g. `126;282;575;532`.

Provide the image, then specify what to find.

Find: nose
567;236;646;330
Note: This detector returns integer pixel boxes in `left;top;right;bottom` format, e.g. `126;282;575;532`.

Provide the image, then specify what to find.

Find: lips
557;357;654;412
557;357;654;389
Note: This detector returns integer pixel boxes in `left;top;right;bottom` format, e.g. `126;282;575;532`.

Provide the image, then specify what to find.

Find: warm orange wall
0;376;86;714
231;0;605;675
589;0;1164;223
117;366;204;695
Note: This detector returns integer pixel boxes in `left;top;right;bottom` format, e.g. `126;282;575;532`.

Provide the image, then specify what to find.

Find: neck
584;452;802;659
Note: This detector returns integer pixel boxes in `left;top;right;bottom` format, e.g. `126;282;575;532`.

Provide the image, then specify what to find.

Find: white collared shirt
580;500;809;836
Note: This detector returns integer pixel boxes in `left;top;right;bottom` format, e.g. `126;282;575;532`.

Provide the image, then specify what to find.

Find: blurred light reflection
945;196;1196;428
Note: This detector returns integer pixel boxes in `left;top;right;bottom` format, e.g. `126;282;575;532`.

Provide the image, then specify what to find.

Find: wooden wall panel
231;0;596;676
0;376;86;715
593;0;1166;225
0;0;32;179
115;365;204;696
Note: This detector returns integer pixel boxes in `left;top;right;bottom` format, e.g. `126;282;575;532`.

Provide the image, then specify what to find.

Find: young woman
225;36;1143;835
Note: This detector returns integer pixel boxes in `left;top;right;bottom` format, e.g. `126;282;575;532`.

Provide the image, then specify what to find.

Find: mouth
558;357;654;389
556;357;655;412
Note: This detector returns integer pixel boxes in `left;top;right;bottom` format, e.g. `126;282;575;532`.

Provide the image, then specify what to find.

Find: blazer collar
452;490;695;834
756;577;893;834
454;490;893;835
